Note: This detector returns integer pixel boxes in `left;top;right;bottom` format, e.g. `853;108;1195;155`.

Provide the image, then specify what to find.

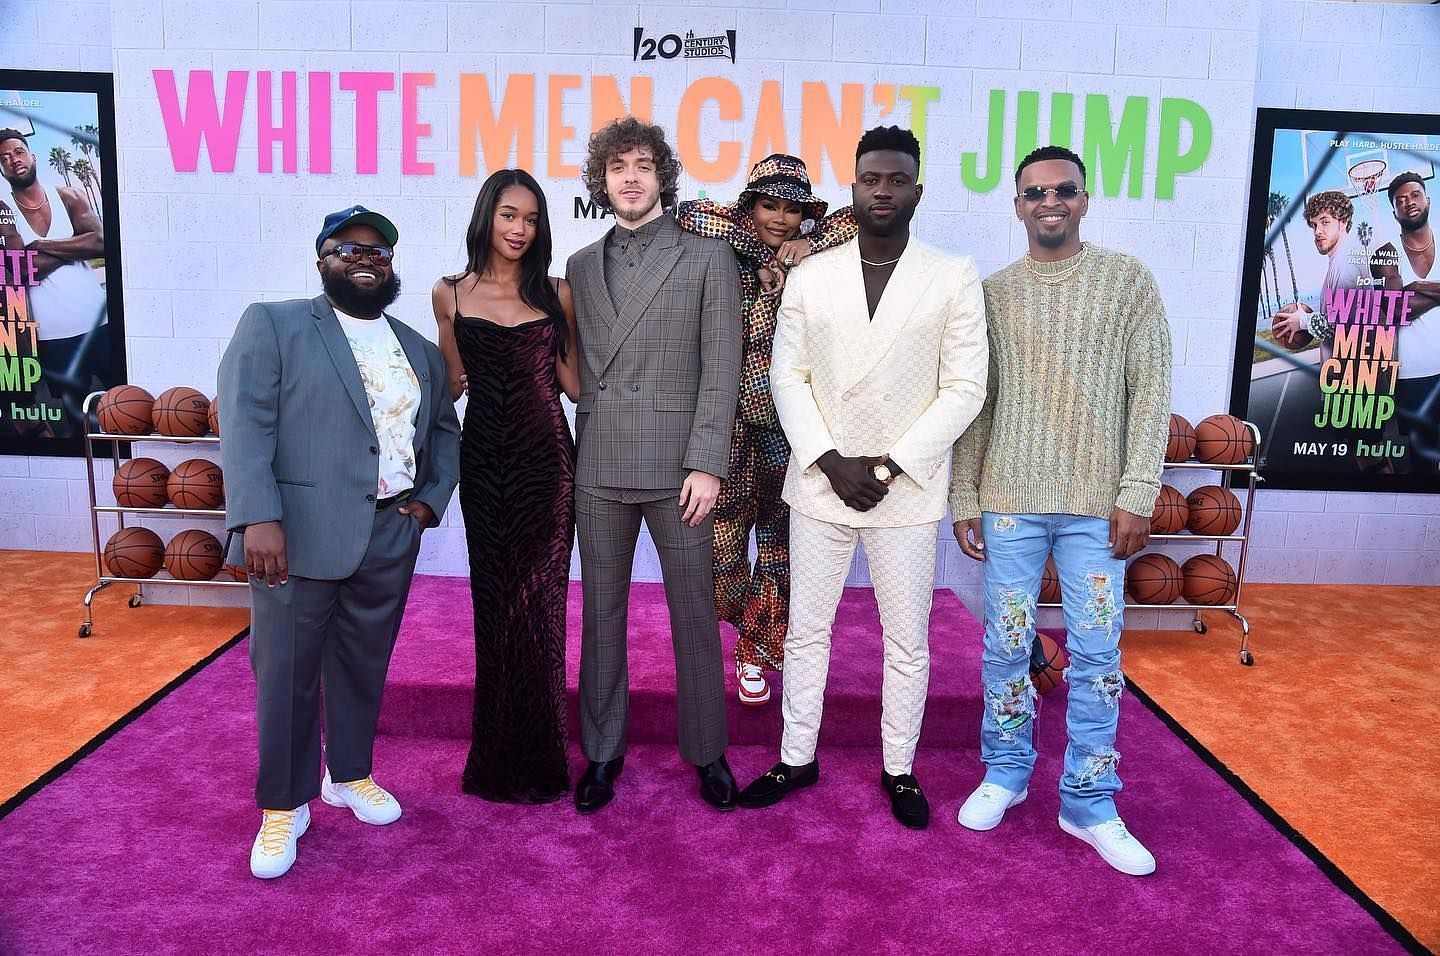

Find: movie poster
1232;108;1440;493
0;70;126;457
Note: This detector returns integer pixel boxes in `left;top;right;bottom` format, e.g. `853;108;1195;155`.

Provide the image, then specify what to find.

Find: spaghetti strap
452;276;461;313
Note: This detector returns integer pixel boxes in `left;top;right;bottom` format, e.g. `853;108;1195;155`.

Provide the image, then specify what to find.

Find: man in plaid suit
565;118;744;813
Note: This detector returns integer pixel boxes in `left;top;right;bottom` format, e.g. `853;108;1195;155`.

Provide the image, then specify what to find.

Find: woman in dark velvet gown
432;169;579;803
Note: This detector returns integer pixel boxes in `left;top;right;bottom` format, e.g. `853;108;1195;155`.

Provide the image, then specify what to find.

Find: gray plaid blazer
565;213;743;490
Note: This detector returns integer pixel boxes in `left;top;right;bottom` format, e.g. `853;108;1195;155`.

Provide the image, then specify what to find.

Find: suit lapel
312;296;378;439
580;240;618;378
842;241;938;391
602;215;684;371
388;316;432;455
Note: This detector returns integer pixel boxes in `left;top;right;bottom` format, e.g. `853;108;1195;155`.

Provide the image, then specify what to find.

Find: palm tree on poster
72;158;99;215
1260;206;1282;317
48;146;74;187
1358;221;1373;258
71;125;101;192
1259;264;1274;323
1268;192;1300;305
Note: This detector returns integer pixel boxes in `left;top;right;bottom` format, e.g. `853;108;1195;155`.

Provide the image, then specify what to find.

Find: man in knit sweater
949;145;1170;876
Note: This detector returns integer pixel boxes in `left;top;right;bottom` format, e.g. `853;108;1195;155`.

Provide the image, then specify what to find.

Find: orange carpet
0;550;248;808
1121;584;1440;951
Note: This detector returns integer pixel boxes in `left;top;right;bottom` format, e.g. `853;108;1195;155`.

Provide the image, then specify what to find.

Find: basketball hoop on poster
1347;156;1388;231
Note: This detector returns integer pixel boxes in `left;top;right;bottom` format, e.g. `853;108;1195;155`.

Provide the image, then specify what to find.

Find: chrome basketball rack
79;390;245;638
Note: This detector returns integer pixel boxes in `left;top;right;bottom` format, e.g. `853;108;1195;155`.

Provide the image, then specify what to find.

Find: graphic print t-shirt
335;309;421;497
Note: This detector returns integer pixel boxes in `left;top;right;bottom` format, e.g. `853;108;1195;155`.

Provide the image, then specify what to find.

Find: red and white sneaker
737;663;771;706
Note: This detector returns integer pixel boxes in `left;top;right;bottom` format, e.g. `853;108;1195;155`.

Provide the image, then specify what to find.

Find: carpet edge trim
0;627;251;822
1125;675;1430;956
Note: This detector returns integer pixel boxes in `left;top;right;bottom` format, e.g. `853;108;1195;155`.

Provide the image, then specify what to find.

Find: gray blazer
217;295;461;580
565;213;742;490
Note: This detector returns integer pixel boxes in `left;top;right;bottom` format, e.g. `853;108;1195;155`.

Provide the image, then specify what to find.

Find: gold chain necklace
12;190;48;211
1402;232;1435;254
1024;245;1090;284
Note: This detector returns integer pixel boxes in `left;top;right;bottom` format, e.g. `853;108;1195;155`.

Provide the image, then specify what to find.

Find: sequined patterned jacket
675;199;858;429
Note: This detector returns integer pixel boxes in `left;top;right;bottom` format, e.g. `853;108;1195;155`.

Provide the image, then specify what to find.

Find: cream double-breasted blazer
771;237;988;528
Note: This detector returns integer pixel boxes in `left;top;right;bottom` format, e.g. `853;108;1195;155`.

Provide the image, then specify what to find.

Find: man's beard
1034;226;1073;249
612;191;660;224
1400;205;1431;233
3;165;38;190
857;203;916;238
322;270;402;317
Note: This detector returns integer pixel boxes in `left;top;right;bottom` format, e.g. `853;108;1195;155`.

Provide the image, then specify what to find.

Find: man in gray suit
566;118;743;812
219;205;460;878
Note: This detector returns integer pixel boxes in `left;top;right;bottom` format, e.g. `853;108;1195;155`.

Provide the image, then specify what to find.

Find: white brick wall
0;0;1436;608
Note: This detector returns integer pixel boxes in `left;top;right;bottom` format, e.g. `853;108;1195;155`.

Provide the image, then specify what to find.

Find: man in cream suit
737;127;988;828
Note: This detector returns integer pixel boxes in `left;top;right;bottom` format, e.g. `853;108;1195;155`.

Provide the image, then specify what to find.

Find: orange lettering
547;74;582;179
801;82;865;187
591;75;654;128
747;80;788;173
458;73;535;177
677;77;742;182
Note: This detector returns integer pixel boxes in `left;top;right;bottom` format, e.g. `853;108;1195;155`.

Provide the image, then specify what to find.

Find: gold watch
873;462;894;483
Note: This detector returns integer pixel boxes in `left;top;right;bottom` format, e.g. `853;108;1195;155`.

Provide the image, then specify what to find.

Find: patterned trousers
713;419;791;671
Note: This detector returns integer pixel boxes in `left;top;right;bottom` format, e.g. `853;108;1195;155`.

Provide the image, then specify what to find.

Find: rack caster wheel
1240;650;1254;666
78;623;92;638
1192;620;1207;634
128;594;143;608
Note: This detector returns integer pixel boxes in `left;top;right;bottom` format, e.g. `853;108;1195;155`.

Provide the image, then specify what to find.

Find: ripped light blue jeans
978;512;1126;827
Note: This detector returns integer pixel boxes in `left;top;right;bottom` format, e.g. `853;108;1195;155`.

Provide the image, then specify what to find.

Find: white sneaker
957;782;1028;831
737;663;771;706
321;770;402;825
249;804;310;879
1059;815;1157;876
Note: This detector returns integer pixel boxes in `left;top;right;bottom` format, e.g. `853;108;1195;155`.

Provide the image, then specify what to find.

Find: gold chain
1023;245;1090;284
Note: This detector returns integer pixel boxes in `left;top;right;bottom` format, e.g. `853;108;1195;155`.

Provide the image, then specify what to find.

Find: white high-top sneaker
249;804;310;879
321;770;402;825
1059;815;1157;876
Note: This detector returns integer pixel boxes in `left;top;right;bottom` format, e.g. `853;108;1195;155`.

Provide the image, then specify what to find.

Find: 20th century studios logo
632;28;737;63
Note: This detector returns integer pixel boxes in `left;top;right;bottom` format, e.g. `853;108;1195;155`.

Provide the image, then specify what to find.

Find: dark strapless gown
455;312;574;803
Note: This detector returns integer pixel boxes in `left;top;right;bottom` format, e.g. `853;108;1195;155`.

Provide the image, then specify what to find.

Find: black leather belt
376;490;412;511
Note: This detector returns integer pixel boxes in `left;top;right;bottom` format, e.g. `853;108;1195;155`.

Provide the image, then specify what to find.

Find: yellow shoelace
340;776;389;806
256;810;299;856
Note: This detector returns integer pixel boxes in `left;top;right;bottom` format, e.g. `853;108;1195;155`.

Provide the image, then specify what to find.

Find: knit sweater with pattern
948;243;1172;522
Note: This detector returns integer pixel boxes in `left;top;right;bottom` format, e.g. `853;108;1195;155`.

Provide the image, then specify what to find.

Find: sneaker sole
738;687;771;706
957;789;1027;831
321;786;401;826
1058;815;1156;876
251;812;309;880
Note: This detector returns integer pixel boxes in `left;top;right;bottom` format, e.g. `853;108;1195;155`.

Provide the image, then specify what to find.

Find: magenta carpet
0;579;1404;953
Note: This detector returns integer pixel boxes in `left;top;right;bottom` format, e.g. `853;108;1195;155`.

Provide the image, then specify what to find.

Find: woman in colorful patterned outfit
675;154;856;706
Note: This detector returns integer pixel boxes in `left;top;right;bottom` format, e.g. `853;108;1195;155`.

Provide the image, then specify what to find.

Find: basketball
1040;555;1061;604
1029;633;1067;695
1127;553;1183;605
163;529;225;581
153;387;211;437
96;385;154;436
1187;485;1242;536
1181;554;1237;606
1194;415;1255;465
103;527;164;579
1272;301;1315;351
112;458;170;508
167;458;225;510
207;395;220;436
1151;484;1189;534
1166;413;1196;463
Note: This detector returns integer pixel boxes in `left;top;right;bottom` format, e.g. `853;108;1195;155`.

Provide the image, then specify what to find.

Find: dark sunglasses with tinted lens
1020;184;1084;202
323;241;394;265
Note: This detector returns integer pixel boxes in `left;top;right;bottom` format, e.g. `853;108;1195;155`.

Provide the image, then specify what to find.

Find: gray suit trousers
576;487;728;766
249;504;423;809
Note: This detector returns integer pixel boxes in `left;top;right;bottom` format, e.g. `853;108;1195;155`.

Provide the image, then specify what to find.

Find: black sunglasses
1019;184;1084;202
322;241;394;265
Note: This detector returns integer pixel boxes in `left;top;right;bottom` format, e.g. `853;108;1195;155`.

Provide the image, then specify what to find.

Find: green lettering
1156;97;1212;200
1083;94;1148;198
899;85;941;183
961;89;1005;193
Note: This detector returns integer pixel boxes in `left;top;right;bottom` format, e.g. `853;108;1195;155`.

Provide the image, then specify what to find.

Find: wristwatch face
873;463;892;483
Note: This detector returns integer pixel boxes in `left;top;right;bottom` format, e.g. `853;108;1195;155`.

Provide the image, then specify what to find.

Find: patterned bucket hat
738;153;828;220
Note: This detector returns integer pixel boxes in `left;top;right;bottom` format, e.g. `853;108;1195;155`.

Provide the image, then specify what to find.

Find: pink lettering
339;72;394;175
309;72;332;173
153;70;248;173
258;72;299;174
403;73;435;176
